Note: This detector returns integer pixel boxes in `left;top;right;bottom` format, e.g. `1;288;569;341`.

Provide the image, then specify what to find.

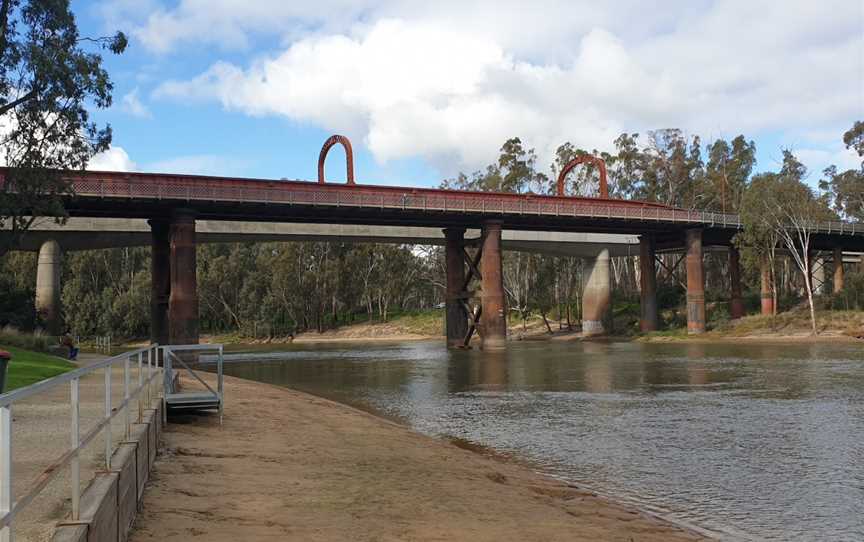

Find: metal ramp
163;344;224;421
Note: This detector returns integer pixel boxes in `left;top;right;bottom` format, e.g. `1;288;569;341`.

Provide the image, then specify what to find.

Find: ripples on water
219;340;864;541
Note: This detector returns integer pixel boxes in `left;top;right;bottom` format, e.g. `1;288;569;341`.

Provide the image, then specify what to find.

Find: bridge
3;136;863;348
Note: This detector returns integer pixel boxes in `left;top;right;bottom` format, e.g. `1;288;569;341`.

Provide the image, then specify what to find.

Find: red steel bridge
3;135;862;348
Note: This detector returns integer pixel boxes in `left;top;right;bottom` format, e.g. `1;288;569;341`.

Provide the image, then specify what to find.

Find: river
217;339;864;541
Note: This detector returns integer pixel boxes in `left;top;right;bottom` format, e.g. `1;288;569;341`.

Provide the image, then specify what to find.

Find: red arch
318;135;355;185
556;155;608;198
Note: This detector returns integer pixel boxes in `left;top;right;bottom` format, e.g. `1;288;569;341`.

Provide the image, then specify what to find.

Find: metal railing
163;344;224;423
0;344;162;542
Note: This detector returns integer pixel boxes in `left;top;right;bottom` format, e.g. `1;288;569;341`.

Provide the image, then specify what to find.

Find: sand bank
130;375;704;541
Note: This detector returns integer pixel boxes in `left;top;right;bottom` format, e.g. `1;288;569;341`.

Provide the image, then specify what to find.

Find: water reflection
221;340;864;541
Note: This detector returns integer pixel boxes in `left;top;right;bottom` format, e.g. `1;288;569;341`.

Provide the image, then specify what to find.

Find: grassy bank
0;345;76;391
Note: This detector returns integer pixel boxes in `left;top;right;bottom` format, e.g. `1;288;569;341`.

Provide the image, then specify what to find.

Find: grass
0;344;76;392
385;310;444;335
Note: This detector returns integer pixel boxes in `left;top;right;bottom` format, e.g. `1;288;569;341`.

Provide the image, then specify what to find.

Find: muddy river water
218;340;864;541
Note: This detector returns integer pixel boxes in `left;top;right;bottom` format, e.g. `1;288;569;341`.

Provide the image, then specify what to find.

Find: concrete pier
480;221;506;349
833;247;845;292
729;246;745;319
149;220;171;346
582;249;611;336
639;236;658;332
444;228;468;347
168;211;199;345
685;229;706;334
35;239;62;334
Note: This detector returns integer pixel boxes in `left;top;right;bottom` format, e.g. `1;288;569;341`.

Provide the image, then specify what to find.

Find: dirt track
131;375;704;541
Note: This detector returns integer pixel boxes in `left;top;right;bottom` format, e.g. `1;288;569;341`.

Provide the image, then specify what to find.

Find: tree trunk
541;311;553;334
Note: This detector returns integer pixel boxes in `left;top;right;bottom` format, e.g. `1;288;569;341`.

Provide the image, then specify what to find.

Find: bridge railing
0;344;162;541
57;173;861;237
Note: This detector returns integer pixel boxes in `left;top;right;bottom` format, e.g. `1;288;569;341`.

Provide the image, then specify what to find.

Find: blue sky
75;1;862;189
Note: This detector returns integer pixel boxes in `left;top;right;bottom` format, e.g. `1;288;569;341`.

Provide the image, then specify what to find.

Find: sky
76;0;863;189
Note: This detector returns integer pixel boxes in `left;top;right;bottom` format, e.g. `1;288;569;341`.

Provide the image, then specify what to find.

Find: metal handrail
162;344;224;423
0;344;163;539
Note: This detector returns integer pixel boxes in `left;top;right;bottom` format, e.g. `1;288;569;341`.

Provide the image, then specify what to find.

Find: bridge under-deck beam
685;229;706;334
480;222;506;349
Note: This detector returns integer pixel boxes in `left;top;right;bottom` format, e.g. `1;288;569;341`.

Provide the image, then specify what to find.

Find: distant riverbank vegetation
1;123;862;341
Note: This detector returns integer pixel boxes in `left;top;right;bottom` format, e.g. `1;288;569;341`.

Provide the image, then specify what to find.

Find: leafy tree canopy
0;0;126;256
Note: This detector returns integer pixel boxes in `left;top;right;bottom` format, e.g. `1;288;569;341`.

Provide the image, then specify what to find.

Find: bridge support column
582;249;610;336
480;221;506;349
639;236;658;332
444;228;469;347
833;247;844;292
760;256;774;316
35;239;62;335
149;219;171;346
729;246;745;320
685;229;706;334
168;211;199;345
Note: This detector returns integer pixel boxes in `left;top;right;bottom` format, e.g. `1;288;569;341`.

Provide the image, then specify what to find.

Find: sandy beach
130;374;704;542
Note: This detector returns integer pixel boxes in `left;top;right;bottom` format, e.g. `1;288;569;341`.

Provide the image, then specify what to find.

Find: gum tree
0;0;126;257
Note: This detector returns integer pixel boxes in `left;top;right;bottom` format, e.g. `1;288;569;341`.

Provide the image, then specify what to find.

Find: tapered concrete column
760;256;774;316
639;235;658;332
480;221;506;349
833;247;845;293
685;229;706;334
444;228;468;347
149;219;171;345
168;210;199;345
582;249;611;336
35;239;62;334
729;246;745;320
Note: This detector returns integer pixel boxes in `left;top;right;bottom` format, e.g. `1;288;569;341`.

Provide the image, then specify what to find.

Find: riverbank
200;307;864;347
131;374;704;541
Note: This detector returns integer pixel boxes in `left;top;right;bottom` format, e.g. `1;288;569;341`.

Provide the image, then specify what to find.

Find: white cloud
153;1;862;176
120;88;152;119
88;146;137;171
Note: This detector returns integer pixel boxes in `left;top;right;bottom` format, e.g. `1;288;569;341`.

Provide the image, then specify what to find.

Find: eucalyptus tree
0;0;126;256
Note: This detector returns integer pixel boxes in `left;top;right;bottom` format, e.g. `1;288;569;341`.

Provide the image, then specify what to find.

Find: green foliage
0;343;74;390
0;251;36;328
0;0;126;256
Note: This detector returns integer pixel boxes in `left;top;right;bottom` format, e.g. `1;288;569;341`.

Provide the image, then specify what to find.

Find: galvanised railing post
1;403;12;542
218;346;224;423
137;352;143;422
70;378;80;520
123;357;130;439
104;366;111;470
